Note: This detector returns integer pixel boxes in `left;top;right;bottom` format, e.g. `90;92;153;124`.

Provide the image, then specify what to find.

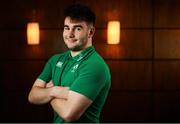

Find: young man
28;4;111;123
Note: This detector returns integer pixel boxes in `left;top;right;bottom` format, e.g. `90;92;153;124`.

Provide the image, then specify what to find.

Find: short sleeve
38;56;54;83
70;61;107;101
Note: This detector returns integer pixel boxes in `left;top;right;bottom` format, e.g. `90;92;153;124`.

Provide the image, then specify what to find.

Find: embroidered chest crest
71;64;79;72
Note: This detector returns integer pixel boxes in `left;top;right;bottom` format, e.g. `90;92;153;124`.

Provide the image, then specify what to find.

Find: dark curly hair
64;4;96;25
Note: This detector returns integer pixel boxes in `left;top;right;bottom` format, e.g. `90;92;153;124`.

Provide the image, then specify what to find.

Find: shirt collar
68;46;95;62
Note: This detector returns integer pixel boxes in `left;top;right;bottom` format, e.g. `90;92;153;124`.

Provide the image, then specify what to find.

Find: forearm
51;98;72;122
28;86;53;104
28;83;69;105
50;91;91;122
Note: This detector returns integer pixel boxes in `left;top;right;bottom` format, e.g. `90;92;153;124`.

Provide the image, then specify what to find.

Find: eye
76;27;81;31
64;26;69;31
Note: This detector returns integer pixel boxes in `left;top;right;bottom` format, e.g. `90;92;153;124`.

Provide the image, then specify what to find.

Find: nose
68;30;75;38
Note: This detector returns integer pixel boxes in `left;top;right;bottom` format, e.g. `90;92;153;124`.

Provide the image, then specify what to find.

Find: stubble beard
68;45;84;51
65;38;88;52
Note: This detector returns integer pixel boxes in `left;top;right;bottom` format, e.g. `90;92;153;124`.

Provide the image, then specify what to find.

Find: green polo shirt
38;46;111;123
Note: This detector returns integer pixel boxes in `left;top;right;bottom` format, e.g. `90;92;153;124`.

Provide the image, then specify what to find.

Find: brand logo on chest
56;61;63;68
71;64;79;72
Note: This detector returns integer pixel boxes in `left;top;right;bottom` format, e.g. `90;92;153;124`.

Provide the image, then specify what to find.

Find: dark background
0;0;180;122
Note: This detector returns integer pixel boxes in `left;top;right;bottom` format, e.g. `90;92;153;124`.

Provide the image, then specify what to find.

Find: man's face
63;17;92;51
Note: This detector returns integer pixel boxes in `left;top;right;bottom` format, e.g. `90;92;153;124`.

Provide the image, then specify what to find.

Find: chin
68;46;84;51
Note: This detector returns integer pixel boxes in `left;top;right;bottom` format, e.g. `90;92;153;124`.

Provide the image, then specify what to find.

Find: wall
0;0;180;122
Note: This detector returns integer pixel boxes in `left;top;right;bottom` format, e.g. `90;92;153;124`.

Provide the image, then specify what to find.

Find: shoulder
84;51;109;69
47;51;69;64
51;51;69;60
79;51;110;76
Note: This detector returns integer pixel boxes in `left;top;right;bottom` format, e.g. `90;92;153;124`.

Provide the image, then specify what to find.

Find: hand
46;80;54;88
46;80;69;99
51;86;69;99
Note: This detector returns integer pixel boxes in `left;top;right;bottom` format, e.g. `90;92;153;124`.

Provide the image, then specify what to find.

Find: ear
88;27;95;38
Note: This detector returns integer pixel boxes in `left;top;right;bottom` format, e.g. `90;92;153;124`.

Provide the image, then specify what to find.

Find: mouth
67;39;77;43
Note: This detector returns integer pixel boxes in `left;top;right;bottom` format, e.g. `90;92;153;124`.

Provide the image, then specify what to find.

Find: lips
67;39;77;43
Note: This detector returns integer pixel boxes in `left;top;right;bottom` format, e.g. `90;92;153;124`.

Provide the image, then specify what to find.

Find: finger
46;81;54;88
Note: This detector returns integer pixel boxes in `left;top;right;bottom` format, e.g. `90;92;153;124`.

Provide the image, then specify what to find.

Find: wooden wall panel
107;61;152;91
153;92;180;122
76;0;152;28
1;91;53;122
94;29;152;59
0;0;74;29
0;61;45;91
154;0;180;28
0;30;66;60
154;61;180;90
101;92;152;122
155;30;180;59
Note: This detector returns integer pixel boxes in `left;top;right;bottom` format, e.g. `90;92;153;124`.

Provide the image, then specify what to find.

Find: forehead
64;17;88;26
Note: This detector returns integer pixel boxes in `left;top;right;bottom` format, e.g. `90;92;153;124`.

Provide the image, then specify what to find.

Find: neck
71;41;92;57
71;50;82;57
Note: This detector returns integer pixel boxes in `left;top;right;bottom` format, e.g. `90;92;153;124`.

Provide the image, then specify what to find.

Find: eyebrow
74;25;83;28
64;25;83;28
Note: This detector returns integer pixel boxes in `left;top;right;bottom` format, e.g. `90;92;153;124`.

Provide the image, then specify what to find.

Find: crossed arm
28;79;92;122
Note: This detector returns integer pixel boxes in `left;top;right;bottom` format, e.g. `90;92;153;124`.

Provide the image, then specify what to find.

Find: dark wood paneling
155;30;180;59
107;61;152;91
76;0;152;28
153;92;180;122
154;0;180;28
1;91;53;122
154;61;180;90
0;61;45;91
0;0;74;29
0;30;67;60
94;29;152;59
101;92;152;122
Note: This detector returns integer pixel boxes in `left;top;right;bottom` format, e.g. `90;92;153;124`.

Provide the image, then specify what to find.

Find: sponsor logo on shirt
56;61;63;68
71;64;79;72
